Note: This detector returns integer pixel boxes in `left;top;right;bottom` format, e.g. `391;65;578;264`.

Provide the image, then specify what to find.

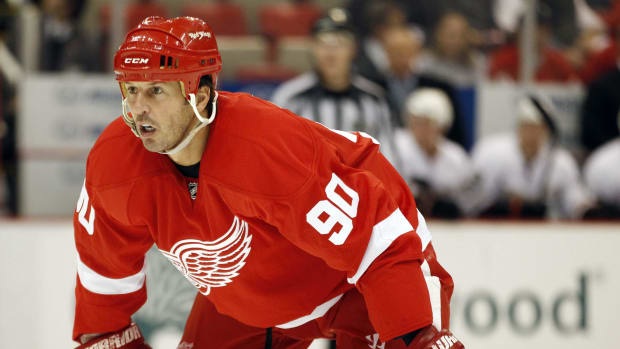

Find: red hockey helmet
114;16;222;98
114;16;222;155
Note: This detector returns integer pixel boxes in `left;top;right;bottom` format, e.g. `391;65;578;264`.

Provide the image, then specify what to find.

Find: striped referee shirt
271;72;399;166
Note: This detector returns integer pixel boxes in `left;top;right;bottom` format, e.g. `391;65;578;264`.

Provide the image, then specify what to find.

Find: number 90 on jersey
306;173;359;245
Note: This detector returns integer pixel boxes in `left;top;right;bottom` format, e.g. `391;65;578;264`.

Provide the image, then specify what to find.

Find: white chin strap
121;91;218;155
161;91;218;155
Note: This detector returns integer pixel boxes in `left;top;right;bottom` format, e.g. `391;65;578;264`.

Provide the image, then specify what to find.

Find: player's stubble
137;94;198;154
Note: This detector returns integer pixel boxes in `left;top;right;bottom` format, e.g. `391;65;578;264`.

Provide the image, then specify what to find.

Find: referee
271;8;399;167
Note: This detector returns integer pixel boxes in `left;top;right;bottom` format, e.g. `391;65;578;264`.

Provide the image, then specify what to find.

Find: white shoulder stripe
421;260;442;330
347;208;413;284
330;128;358;143
418;211;440;329
416;209;432;250
77;255;146;295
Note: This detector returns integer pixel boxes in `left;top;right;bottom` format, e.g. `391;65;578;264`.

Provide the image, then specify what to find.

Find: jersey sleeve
467;136;507;216
265;123;454;341
548;150;594;218
73;177;153;341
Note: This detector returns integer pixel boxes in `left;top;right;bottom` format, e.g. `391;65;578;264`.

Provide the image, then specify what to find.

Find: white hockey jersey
584;138;620;207
394;128;474;213
470;133;592;218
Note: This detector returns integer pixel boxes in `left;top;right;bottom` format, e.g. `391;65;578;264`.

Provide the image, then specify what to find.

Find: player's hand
406;326;464;349
75;323;151;349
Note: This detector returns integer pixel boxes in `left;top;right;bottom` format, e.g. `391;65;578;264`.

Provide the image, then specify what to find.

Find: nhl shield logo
160;216;252;295
187;181;198;200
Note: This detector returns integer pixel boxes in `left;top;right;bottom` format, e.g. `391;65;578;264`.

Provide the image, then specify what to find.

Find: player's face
518;121;549;161
410;115;441;155
124;81;196;153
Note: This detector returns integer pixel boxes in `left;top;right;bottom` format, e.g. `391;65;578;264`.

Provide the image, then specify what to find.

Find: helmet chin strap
160;91;218;155
121;91;219;155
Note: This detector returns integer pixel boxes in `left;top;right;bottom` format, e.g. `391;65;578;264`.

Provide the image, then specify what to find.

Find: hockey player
394;88;474;219
470;95;592;219
582;114;620;218
73;16;464;349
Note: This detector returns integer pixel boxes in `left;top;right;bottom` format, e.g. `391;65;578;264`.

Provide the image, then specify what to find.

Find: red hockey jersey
73;91;454;342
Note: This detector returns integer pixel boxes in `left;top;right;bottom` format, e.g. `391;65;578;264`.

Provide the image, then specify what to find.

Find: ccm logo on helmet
124;57;149;64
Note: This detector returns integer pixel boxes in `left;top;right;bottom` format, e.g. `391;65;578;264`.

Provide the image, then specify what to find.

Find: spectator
470;96;593;219
36;0;99;71
348;0;498;47
578;33;618;83
557;0;614;82
580;28;620;152
576;2;620;83
380;26;423;118
428;0;498;41
353;0;408;87
489;4;580;82
583;126;620;219
417;12;487;87
271;8;399;164
376;25;467;148
394;88;474;219
494;0;578;48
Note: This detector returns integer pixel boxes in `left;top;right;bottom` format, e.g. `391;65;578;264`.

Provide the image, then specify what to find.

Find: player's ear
195;85;211;111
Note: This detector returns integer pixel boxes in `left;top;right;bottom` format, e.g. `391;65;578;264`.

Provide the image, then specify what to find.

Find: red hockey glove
406;326;464;349
75;323;151;349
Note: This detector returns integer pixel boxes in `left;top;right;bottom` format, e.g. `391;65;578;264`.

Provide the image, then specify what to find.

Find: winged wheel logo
160;217;252;295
